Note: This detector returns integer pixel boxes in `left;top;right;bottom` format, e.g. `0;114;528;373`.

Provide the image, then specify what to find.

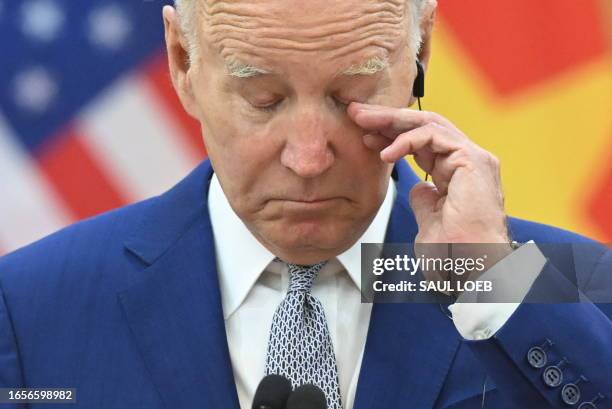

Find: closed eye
252;97;351;113
254;99;283;113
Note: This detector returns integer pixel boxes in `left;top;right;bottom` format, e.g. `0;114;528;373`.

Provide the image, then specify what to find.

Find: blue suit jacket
0;159;610;409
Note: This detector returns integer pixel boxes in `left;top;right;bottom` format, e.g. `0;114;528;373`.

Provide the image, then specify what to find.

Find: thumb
409;182;440;225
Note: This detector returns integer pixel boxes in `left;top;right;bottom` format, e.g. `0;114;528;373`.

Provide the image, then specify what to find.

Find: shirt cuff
448;241;547;340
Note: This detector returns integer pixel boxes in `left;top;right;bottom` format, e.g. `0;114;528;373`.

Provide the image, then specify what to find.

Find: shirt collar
209;174;396;319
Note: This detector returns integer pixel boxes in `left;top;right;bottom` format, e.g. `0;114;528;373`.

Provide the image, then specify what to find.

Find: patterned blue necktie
265;260;342;409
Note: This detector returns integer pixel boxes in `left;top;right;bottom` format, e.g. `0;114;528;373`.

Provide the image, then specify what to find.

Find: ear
408;0;437;107
162;6;199;119
417;0;437;72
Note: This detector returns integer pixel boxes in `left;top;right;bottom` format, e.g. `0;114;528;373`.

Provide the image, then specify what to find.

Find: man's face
173;0;418;264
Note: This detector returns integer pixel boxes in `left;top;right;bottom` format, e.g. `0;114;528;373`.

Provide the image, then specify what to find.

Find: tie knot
287;262;326;293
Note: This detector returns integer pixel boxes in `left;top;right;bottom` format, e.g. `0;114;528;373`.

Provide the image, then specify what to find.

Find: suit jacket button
527;346;548;368
543;358;569;388
543;366;563;388
527;339;553;369
561;383;581;405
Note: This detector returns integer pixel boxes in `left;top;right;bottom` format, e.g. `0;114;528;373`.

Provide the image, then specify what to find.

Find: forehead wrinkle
202;0;405;28
216;32;402;73
201;1;408;59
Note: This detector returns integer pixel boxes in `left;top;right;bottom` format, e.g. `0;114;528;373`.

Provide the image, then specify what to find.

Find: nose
280;109;335;178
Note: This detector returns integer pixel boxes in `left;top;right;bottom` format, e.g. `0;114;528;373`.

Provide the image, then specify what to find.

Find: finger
429;148;483;196
413;149;452;195
349;107;429;139
429;149;502;205
348;103;461;137
362;133;393;152
409;182;441;225
347;102;389;113
413;148;436;175
379;123;465;163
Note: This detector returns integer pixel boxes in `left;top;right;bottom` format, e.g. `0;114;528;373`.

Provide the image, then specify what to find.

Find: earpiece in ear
413;60;425;98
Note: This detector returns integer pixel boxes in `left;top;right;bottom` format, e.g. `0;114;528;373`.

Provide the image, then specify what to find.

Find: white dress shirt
208;173;544;408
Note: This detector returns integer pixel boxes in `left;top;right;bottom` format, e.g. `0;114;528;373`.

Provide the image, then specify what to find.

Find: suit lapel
354;160;462;409
116;159;460;409
118;161;239;409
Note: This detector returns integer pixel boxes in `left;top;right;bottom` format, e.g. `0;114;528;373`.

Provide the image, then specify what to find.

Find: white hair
174;0;427;65
342;55;390;76
226;55;390;79
174;0;199;59
226;60;271;78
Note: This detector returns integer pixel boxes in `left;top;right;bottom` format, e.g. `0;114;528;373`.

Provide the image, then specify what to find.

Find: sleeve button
527;346;548;368
561;383;581;406
542;358;569;388
527;339;553;369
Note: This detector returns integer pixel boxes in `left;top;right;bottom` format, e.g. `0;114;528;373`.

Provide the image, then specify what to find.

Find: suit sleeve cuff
448;241;547;340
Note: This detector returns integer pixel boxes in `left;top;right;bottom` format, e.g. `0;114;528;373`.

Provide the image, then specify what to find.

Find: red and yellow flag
410;0;612;241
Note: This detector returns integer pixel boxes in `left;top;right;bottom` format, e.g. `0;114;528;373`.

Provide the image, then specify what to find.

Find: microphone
252;374;293;409
286;384;327;409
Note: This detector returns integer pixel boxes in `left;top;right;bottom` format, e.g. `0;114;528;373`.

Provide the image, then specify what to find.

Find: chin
264;220;358;264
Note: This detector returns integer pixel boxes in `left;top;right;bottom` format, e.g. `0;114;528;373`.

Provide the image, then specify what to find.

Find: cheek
208;125;277;180
201;112;281;209
199;92;276;161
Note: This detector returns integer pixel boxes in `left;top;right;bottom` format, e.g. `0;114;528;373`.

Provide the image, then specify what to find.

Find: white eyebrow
341;56;389;76
225;60;271;78
224;55;389;78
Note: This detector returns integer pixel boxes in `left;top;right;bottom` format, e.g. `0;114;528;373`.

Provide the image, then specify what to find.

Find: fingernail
362;134;376;147
358;104;373;110
357;107;376;116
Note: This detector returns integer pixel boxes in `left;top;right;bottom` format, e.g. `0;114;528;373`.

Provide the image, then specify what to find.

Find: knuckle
422;110;437;124
472;146;490;161
484;151;500;168
452;149;472;166
425;121;442;135
490;154;501;168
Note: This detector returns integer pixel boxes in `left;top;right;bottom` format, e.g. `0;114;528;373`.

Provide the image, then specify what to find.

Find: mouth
286;198;339;204
272;197;346;211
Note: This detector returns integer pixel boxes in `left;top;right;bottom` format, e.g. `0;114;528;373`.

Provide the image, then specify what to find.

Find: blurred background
0;0;610;255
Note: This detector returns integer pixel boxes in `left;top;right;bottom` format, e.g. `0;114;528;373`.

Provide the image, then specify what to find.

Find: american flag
0;0;206;255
